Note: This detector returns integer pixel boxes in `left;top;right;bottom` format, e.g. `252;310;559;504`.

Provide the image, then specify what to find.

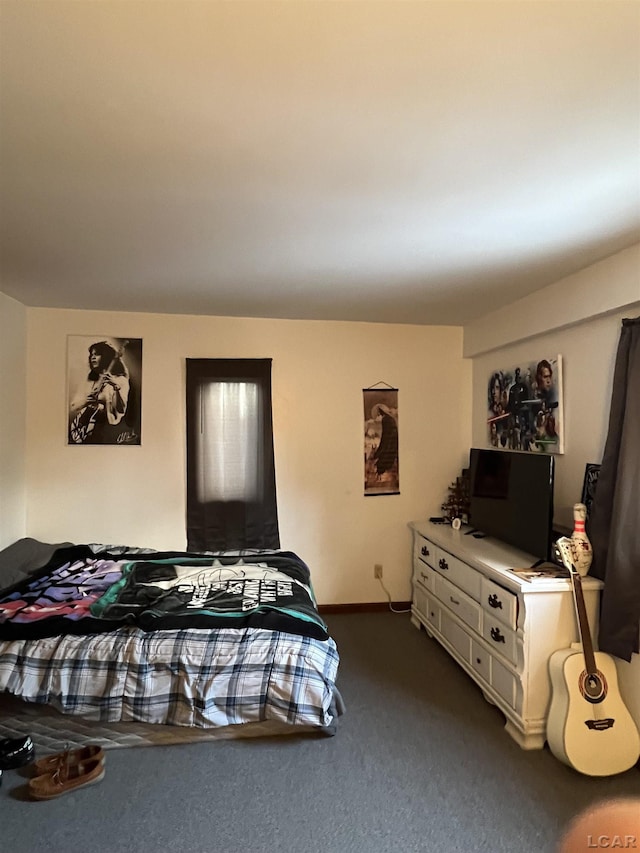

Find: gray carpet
1;612;638;853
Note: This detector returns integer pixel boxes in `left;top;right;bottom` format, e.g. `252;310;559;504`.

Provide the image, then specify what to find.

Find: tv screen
468;448;554;562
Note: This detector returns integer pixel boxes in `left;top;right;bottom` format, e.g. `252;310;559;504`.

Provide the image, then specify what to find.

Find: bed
0;539;343;740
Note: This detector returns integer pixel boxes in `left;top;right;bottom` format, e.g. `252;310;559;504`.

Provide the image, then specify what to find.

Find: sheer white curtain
196;381;261;503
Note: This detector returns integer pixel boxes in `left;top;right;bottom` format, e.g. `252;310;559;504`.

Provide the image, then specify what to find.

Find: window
195;381;260;503
186;359;279;552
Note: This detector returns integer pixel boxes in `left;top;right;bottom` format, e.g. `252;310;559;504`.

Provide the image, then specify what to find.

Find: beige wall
464;243;640;358
465;249;640;728
0;291;27;549
25;308;472;605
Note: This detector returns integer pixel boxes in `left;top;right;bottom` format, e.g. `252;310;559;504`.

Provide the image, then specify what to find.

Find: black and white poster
67;336;142;445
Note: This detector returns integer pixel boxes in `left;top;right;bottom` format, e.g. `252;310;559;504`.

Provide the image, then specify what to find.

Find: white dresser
409;520;603;749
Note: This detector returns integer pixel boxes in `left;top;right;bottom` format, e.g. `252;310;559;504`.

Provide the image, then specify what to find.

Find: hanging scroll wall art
486;354;564;453
363;387;399;495
67;335;143;445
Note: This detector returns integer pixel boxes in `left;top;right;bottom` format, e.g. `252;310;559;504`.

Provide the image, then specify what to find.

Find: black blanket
0;545;328;641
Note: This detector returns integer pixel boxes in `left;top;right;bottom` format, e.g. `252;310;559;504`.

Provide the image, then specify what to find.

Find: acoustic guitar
546;537;639;776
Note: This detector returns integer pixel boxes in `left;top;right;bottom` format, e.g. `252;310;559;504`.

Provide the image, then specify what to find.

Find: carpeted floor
1;612;638;853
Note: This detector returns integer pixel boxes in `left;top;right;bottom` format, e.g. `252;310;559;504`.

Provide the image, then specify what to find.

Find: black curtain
589;317;640;662
186;358;280;552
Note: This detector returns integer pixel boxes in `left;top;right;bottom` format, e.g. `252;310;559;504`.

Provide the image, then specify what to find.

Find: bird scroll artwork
363;387;399;496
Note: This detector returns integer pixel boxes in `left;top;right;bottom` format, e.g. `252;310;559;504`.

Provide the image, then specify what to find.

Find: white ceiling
1;1;639;326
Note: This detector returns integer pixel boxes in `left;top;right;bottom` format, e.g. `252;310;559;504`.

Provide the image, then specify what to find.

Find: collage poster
487;355;563;454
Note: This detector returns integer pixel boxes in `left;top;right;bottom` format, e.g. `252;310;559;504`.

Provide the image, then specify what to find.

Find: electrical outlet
374;563;383;579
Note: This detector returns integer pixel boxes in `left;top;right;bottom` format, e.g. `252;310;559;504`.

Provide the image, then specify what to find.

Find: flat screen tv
468;448;555;563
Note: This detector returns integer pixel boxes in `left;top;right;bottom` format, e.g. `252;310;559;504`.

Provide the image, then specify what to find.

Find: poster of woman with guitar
67;336;142;445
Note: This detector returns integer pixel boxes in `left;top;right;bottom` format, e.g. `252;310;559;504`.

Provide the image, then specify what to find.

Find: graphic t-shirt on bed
92;557;326;637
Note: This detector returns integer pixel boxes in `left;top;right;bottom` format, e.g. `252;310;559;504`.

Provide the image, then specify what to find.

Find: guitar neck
571;572;597;674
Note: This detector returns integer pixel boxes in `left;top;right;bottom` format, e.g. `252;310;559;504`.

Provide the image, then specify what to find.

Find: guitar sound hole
579;671;607;704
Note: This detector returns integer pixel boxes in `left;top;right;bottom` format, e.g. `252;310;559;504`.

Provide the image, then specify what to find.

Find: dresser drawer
471;639;491;683
440;610;471;663
413;535;436;570
491;656;517;710
433;548;482;601
435;574;482;634
425;593;441;631
482;619;518;666
412;582;428;622
413;561;436;593
481;577;518;629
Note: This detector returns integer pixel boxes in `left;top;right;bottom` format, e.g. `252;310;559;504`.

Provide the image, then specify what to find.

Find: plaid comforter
0;624;340;729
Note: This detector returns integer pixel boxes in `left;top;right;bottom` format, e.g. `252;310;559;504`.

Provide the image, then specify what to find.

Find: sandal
32;744;104;776
29;757;105;800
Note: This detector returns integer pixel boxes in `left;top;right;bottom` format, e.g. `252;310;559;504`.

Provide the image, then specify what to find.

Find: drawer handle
449;596;460;606
488;594;503;610
420;572;428;582
438;558;449;571
490;627;505;644
421;545;430;557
